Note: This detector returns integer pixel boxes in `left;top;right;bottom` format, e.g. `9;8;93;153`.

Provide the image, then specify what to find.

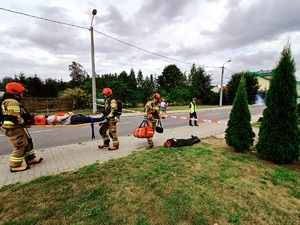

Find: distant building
250;69;274;91
251;69;300;99
211;85;227;93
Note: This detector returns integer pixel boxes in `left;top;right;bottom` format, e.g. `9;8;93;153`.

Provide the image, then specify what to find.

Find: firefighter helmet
153;93;160;99
5;82;27;95
102;88;113;96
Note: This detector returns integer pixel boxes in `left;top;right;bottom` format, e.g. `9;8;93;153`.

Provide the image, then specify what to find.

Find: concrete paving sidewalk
0;109;261;188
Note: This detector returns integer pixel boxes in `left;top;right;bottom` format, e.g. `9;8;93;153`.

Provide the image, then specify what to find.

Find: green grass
0;137;299;225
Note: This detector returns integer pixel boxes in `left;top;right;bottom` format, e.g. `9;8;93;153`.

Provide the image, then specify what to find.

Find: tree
256;44;300;163
225;77;255;151
141;76;155;105
26;75;44;97
226;71;259;104
0;76;14;89
69;61;87;88
190;64;214;104
157;64;185;93
14;72;27;87
136;70;144;87
58;87;90;109
44;78;60;97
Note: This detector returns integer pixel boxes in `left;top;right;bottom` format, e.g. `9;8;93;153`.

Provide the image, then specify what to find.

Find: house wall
297;84;300;97
257;77;270;91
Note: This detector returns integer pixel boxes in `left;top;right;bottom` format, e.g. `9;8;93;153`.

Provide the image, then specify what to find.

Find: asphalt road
0;105;265;156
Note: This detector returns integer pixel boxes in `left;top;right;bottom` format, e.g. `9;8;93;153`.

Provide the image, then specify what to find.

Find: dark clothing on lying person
164;135;201;148
70;115;104;124
33;114;105;126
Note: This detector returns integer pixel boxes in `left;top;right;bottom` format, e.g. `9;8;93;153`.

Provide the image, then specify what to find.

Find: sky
0;0;300;85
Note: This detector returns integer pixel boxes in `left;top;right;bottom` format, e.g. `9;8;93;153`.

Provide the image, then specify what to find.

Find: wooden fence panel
22;97;74;113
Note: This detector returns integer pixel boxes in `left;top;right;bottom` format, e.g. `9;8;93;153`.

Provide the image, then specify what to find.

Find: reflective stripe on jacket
1;99;25;128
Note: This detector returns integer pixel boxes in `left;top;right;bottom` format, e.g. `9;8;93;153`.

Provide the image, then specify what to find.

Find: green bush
225;77;255;151
256;44;300;163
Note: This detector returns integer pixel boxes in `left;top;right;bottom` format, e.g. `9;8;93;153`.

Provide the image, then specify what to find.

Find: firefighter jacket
1;98;28;129
144;100;161;121
104;97;118;122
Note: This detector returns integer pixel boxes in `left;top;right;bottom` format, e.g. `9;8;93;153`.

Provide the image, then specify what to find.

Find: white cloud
0;0;299;85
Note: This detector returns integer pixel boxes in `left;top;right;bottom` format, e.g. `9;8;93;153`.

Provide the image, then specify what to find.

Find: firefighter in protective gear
98;88;119;150
144;93;161;148
189;97;199;126
1;82;43;172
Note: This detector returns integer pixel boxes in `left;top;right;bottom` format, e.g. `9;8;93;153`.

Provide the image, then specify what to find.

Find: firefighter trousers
99;121;119;147
147;119;157;146
3;127;36;168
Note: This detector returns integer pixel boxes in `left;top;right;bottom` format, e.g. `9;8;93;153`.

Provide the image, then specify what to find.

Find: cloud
0;0;299;83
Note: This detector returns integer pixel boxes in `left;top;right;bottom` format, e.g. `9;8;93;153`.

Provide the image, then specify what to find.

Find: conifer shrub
225;77;255;151
256;44;300;163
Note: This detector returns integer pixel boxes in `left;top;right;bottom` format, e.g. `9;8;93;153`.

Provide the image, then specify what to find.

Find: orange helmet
153;93;160;99
5;82;27;95
102;88;112;96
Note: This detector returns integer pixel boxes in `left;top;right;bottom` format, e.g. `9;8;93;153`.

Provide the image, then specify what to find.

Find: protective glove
143;117;147;122
103;118;108;123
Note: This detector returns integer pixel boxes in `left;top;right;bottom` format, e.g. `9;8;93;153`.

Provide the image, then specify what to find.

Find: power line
0;7;88;31
224;67;234;73
94;29;194;66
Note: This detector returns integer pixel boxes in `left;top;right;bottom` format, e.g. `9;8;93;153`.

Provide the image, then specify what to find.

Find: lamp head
92;9;97;16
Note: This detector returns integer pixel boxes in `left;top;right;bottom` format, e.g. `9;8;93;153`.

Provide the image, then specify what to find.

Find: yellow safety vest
189;102;196;113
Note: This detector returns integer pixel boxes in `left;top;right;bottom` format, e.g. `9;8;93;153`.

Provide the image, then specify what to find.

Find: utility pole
90;9;97;114
219;60;231;107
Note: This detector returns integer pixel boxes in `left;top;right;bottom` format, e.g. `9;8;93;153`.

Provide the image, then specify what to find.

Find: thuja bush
256;44;300;163
225;77;255;151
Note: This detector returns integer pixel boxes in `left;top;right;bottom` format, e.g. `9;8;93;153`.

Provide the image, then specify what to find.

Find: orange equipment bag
133;121;154;138
34;116;47;125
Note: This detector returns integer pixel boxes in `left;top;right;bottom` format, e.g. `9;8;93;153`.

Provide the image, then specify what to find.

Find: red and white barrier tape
122;109;227;124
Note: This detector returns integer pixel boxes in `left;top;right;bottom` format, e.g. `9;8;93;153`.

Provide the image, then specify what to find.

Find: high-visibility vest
189;102;196;113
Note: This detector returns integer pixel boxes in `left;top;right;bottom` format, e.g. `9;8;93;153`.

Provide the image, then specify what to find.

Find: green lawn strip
0;141;299;225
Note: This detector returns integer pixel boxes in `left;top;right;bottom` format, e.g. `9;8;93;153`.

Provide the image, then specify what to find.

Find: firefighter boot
108;146;119;151
98;139;110;149
189;121;193;126
27;157;44;165
194;121;199;126
10;165;30;173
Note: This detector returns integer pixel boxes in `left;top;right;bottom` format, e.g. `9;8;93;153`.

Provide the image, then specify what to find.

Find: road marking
28;130;53;134
0;129;53;137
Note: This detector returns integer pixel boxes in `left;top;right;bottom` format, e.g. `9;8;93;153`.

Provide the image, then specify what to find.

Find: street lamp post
219;59;231;107
90;9;97;114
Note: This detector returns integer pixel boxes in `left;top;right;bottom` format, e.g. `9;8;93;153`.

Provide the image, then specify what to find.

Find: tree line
0;61;261;108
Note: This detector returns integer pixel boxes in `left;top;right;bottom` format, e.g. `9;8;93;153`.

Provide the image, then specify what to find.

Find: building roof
250;69;274;80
